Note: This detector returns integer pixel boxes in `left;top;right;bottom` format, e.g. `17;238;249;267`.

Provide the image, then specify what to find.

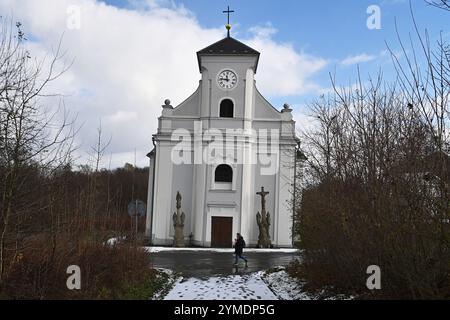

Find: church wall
151;143;174;245
252;171;277;246
170;163;194;241
171;119;196;130
209;119;244;129
275;146;296;247
145;154;155;240
191;162;208;246
252;121;281;130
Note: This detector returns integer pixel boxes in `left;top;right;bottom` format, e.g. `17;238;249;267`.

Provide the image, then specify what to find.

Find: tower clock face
217;70;238;90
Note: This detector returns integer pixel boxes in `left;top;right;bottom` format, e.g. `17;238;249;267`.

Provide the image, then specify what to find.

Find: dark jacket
234;237;246;255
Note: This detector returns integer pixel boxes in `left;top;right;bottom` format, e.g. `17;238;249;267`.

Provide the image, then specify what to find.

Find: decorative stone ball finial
162;99;173;109
281;103;292;113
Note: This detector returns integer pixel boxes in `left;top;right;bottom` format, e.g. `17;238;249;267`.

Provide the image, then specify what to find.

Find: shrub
0;236;165;299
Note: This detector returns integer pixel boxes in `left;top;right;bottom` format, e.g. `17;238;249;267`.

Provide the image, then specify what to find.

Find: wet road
149;251;301;278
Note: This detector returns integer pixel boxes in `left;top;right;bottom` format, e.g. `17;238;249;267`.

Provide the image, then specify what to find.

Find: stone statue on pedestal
256;186;272;248
172;191;185;247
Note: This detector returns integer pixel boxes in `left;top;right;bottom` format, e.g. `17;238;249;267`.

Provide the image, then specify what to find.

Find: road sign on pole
128;200;146;237
128;200;146;217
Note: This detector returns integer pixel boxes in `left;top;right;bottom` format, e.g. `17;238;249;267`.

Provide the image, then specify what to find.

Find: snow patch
158;267;354;300
164;272;278;300
262;267;355;300
105;236;126;246
151;268;181;300
262;267;312;300
154;268;175;276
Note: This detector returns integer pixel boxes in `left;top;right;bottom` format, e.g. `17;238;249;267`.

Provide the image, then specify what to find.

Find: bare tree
88;119;112;173
425;0;450;11
86;120;111;235
0;17;75;283
295;4;449;297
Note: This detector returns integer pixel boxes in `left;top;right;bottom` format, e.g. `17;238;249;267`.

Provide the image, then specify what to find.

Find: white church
145;20;299;248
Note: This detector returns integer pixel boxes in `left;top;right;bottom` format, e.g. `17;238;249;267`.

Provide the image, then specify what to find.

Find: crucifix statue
172;191;185;247
256;187;272;248
222;5;234;37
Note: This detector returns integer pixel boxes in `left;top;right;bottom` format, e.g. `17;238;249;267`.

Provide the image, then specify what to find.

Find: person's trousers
234;253;248;264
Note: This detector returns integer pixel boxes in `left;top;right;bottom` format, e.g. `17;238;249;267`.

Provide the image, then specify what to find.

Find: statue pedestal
174;227;185;247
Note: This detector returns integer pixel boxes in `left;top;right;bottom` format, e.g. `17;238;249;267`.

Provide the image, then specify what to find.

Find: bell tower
196;8;260;120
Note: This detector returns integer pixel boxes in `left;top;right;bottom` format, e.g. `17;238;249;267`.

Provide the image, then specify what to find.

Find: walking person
233;233;248;267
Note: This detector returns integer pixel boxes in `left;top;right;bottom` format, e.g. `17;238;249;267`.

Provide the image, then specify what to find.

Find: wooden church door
211;217;233;248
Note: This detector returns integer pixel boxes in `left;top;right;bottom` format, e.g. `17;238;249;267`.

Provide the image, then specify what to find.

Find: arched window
220;99;234;118
215;164;233;183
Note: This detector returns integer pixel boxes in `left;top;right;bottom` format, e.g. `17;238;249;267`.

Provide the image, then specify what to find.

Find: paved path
149;251;300;278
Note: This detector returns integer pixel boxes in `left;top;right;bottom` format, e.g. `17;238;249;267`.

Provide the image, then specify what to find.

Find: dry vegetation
293;9;449;299
0;18;159;299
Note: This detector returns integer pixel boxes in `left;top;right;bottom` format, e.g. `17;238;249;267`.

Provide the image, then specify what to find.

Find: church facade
145;32;298;248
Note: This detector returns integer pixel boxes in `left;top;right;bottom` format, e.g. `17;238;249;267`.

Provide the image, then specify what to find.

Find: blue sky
2;0;448;167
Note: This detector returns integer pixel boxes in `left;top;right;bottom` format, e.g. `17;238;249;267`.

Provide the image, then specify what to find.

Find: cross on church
256;187;269;211
222;6;234;37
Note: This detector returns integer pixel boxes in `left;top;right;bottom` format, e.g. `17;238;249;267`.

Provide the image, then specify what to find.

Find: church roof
197;36;260;72
197;36;260;55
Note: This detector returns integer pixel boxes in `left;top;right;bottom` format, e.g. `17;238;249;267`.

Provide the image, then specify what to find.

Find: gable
253;86;282;120
172;85;201;117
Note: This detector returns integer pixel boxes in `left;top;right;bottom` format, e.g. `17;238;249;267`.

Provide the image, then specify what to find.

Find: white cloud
248;25;328;96
341;53;377;66
0;0;326;168
248;23;278;39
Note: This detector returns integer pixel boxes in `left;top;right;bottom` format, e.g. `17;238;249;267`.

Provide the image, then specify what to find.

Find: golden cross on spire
222;5;234;37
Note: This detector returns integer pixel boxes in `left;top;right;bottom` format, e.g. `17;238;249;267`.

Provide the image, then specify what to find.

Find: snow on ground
262;267;355;300
161;267;354;300
151;268;179;300
145;247;299;253
162;267;311;300
154;267;175;276
261;267;312;300
164;272;277;300
105;237;128;246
